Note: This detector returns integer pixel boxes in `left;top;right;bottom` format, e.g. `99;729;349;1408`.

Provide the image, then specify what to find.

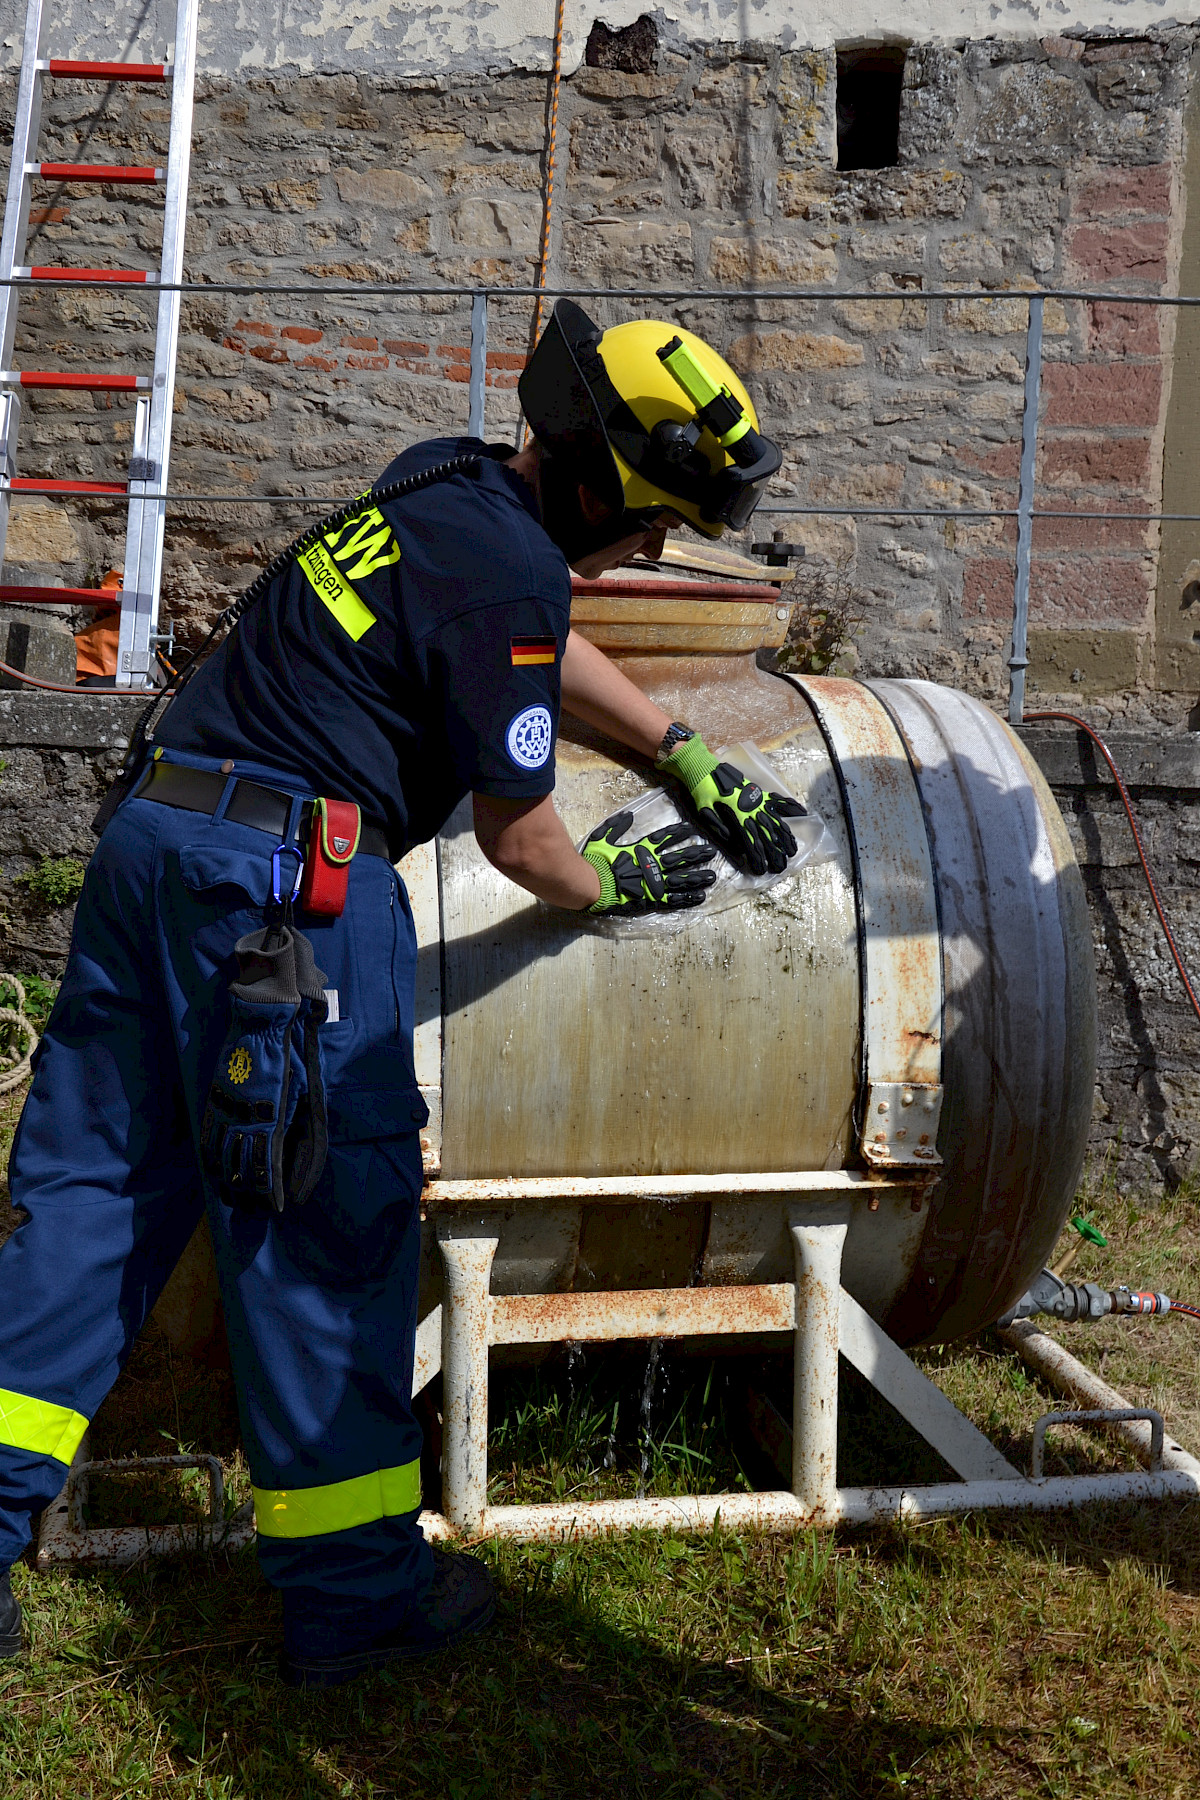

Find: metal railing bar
1009;294;1043;724
761;508;1200;520
0;276;1198;305
7;487;1193;521
467;291;487;440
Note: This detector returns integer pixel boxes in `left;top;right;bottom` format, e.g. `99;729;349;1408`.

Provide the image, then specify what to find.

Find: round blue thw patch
505;705;553;771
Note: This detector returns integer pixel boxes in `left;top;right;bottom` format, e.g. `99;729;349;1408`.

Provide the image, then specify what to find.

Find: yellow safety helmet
519;300;781;540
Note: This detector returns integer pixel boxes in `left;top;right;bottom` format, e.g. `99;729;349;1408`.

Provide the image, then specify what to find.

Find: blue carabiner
271;841;304;905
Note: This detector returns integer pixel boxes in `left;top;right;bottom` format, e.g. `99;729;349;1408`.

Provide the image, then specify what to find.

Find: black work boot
280;1547;496;1690
0;1571;23;1659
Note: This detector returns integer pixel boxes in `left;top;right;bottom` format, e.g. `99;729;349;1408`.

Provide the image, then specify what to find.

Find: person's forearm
559;628;671;761
473;791;601;910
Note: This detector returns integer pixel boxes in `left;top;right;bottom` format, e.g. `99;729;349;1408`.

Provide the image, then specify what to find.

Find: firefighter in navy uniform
0;303;801;1688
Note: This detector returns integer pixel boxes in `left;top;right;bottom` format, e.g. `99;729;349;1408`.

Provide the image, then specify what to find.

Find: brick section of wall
0;29;1192;707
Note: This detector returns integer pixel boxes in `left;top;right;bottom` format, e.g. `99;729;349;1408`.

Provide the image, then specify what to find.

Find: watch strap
655;721;695;767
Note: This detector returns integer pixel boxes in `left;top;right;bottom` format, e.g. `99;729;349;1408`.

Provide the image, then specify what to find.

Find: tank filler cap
861;1080;943;1168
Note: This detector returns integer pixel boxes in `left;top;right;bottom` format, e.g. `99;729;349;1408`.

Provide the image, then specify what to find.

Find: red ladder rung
46;60;169;83
34;162;164;185
10;478;128;494
11;372;147;390
26;266;152;284
0;584;121;607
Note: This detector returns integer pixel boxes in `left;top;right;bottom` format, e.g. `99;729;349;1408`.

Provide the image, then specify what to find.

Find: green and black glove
660;732;807;877
582;813;717;915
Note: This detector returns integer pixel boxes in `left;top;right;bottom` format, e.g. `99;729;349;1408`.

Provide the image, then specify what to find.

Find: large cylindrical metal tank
413;572;1096;1346
153;572;1095;1356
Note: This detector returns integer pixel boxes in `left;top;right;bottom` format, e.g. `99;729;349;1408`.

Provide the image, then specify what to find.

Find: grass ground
1;1033;1199;1796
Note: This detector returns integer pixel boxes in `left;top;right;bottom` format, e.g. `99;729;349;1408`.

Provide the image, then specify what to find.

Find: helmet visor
705;465;775;533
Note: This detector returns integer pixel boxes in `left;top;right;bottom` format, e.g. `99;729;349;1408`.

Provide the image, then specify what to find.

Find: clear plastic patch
577;741;839;938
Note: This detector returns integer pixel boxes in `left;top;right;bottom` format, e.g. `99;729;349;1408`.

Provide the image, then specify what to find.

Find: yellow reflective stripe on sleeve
297;539;377;642
253;1459;422;1539
0;1386;88;1464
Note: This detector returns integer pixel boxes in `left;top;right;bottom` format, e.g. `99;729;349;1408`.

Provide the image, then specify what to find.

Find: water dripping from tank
637;1338;663;1501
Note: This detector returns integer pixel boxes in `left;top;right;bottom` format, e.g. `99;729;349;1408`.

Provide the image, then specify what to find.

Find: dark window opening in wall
585;15;658;73
836;46;906;171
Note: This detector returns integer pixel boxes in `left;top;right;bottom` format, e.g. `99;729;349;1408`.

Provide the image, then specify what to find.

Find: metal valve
998;1268;1174;1327
750;529;804;568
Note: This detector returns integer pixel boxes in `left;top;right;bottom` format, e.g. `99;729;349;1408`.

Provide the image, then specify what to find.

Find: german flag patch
510;634;557;667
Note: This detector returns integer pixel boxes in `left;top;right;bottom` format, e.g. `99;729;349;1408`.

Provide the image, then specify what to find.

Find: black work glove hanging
201;922;330;1214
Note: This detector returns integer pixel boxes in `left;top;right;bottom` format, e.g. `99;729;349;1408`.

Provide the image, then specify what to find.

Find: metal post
789;1207;850;1519
1009;292;1044;727
467;292;488;440
0;391;21;561
437;1221;498;1534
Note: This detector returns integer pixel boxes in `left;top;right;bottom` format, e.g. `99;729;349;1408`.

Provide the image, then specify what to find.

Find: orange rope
525;0;565;416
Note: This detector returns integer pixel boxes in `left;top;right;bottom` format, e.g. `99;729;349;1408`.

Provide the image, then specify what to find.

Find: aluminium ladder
0;0;199;687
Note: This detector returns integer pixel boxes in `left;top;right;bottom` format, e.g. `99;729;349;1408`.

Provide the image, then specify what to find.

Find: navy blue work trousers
0;749;432;1616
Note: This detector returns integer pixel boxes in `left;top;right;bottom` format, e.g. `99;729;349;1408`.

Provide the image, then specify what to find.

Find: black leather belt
133;761;392;860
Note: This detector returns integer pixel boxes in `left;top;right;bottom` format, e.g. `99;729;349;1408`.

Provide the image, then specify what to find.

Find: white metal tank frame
389;668;1190;1545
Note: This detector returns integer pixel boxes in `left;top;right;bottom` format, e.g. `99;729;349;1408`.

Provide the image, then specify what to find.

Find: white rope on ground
0;974;37;1092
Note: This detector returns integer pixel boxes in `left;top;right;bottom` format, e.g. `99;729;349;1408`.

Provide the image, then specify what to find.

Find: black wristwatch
655;721;695;766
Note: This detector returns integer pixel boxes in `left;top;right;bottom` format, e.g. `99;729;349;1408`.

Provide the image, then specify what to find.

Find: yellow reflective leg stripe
0;1387;88;1464
297;539;377;642
253;1460;422;1539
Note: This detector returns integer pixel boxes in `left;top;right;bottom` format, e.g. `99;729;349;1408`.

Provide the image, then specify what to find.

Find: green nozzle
1070;1215;1108;1247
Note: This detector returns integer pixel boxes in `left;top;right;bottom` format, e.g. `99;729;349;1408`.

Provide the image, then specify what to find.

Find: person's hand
581;813;717;914
660;734;806;876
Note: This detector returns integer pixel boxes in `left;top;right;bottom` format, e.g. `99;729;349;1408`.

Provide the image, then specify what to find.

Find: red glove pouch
299;797;361;917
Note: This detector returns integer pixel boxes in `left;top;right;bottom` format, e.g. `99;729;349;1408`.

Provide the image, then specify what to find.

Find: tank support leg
437;1221;499;1535
790;1206;850;1520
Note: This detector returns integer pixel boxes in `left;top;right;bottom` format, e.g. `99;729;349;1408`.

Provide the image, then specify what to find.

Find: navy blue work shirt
156;437;572;855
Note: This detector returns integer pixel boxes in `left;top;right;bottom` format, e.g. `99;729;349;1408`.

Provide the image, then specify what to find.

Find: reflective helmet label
505;705;554;771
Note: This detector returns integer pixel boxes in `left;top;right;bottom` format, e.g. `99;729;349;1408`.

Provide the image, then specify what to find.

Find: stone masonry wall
1023;730;1200;1193
3;27;1200;1189
0;26;1193;713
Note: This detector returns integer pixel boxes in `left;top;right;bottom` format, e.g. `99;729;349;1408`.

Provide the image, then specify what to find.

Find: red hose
0;657;155;694
1024;710;1200;1030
